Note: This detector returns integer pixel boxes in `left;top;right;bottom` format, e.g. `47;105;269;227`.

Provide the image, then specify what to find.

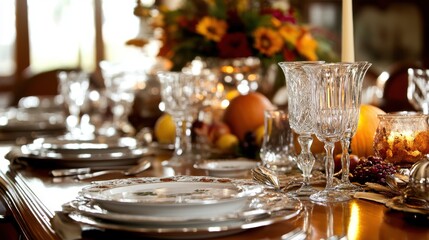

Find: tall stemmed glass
303;63;354;202
407;68;429;114
100;61;142;136
57;70;90;140
278;61;324;197
336;61;372;191
157;71;204;167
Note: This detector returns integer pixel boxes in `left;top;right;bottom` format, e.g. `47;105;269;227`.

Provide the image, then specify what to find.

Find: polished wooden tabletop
0;145;428;240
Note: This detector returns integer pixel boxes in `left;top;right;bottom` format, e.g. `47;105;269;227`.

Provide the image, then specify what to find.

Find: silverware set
50;158;152;181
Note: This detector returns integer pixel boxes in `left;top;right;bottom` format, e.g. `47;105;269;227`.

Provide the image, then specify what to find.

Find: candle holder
373;112;429;166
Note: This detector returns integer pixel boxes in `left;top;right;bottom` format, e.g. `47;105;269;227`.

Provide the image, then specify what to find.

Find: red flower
282;48;296;61
261;8;296;24
217;33;252;58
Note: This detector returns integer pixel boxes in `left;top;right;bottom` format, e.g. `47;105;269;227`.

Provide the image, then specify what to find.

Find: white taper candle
341;0;354;62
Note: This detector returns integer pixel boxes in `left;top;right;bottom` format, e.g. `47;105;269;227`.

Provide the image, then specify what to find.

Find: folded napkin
51;212;82;240
353;192;391;204
4;147;28;168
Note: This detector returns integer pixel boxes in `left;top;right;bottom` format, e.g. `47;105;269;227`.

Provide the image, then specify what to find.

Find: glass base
286;185;319;199
161;155;194;168
334;182;362;192
310;189;351;203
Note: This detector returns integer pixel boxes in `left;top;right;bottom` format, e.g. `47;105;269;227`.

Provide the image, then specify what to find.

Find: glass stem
340;136;352;184
297;134;315;186
172;117;193;158
324;141;335;190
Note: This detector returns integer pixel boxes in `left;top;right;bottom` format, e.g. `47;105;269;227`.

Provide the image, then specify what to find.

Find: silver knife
50;167;92;177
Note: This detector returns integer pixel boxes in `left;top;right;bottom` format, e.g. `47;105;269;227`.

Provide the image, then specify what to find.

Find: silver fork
281;228;307;240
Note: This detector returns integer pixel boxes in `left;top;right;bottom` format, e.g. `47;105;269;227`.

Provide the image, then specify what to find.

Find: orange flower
253;27;283;56
271;17;282;28
196;17;227;42
296;31;318;61
279;23;301;46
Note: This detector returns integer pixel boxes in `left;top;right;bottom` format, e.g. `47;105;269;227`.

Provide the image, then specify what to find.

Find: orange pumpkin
350;104;386;157
294;104;385;157
223;92;274;140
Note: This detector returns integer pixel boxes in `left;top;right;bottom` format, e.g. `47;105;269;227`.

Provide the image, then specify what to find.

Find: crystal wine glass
278;61;324;198
100;61;142;136
57;70;90;140
157;71;205;167
303;62;355;203
336;61;372;191
407;68;429;114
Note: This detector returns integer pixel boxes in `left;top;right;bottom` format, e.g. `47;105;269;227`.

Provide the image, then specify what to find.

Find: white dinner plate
67;198;301;240
80;176;264;218
14;145;151;168
193;158;260;177
66;190;301;227
31;136;140;154
0;109;65;132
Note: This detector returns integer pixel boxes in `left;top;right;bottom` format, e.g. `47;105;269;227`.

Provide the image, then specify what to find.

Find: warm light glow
347;201;360;240
387;130;415;145
221;65;234;74
221;99;230;109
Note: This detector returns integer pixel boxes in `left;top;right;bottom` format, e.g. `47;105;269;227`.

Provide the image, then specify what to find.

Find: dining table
0;143;428;240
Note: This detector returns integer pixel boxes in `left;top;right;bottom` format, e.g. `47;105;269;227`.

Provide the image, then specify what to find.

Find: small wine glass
157;71;205;167
407;68;429;114
278;61;324;198
100;61;142;136
303;62;355;203
336;61;372;191
57;70;91;140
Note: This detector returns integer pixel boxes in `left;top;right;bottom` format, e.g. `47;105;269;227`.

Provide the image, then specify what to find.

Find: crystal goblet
278;61;324;198
407;68;429;114
336;61;372;191
100;61;142;136
57;70;90;139
303;62;355;202
157;71;205;167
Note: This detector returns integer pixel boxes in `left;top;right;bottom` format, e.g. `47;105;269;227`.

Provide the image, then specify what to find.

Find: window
0;0;15;78
0;0;145;98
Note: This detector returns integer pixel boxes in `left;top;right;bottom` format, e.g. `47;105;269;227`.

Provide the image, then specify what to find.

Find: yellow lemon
154;114;176;144
215;133;239;152
254;125;265;146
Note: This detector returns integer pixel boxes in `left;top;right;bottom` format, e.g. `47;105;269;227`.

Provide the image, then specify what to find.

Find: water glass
259;110;296;172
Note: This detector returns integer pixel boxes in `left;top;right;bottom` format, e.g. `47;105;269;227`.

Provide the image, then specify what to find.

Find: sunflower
253;27;283;57
196;17;227;42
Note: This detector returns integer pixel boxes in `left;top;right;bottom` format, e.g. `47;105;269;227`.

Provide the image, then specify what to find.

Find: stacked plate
0;107;66;141
64;176;303;239
15;136;150;168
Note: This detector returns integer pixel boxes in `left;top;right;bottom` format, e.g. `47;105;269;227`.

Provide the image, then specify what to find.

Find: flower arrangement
154;0;336;71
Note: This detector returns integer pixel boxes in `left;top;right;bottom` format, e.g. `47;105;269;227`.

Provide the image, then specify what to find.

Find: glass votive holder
373;112;429;166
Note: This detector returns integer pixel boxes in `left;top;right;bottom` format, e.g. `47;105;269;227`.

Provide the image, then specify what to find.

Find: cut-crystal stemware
335;61;372;191
303;62;355;202
100;61;143;136
407;68;429;114
278;61;324;198
157;71;205;167
57;70;90;139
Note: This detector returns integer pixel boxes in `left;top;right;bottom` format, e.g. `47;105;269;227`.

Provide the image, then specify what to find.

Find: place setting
5;135;153;168
55;175;303;239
